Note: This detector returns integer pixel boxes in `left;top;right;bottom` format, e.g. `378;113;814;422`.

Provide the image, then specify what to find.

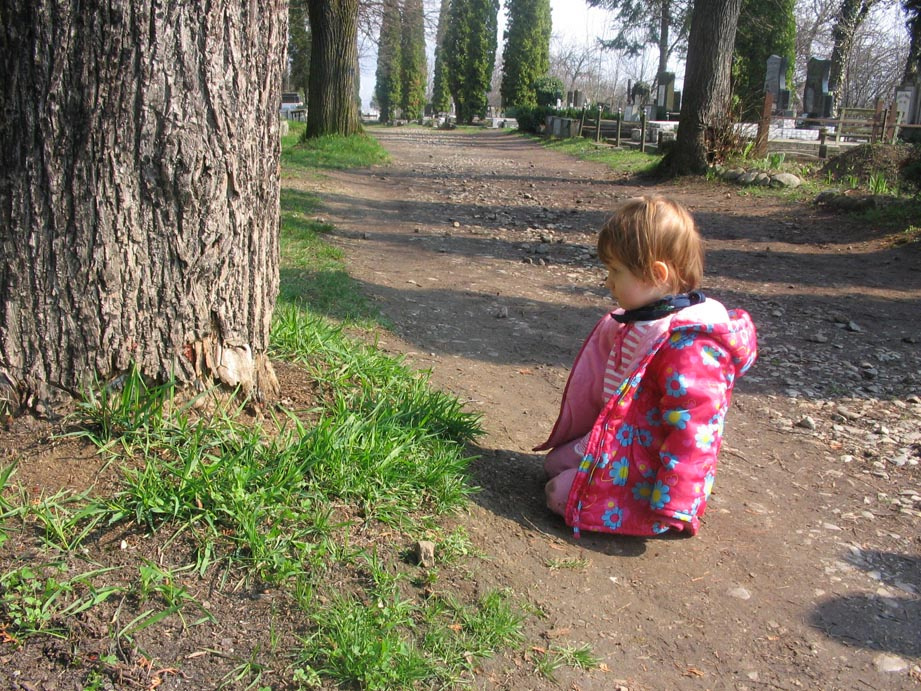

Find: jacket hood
668;302;758;380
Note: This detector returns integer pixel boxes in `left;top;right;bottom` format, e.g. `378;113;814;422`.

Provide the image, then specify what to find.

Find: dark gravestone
764;55;791;114
803;58;832;120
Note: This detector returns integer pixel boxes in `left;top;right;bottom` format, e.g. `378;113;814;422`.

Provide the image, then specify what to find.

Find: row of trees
374;0;427;122
379;0;551;122
587;0;917;117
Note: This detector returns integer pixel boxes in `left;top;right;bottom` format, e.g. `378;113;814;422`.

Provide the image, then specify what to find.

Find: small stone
495;306;508;319
846;321;863;332
874;653;908;673
809;332;829;343
796;416;817;430
415;540;436;568
729;586;751;600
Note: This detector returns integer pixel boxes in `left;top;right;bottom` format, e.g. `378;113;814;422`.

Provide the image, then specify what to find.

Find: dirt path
313;128;921;690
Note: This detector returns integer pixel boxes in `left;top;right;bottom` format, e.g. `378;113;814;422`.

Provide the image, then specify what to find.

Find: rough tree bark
306;0;362;137
827;0;879;111
659;0;742;175
0;1;286;415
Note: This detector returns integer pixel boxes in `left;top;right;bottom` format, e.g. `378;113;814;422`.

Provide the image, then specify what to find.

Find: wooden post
818;127;828;159
880;105;892;144
579;105;587;137
640;109;647;152
872;98;884;142
616;108;622;147
595;104;602;143
754;91;773;158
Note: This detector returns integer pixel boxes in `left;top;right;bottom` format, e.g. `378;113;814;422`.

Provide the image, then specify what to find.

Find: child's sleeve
649;331;732;530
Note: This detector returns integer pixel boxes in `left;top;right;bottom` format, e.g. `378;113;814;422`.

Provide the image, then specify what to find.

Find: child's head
597;196;703;294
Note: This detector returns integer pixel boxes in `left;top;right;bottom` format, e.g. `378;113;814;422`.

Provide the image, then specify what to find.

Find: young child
535;196;757;537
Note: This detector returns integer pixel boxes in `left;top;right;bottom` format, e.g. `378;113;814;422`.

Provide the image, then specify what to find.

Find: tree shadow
809;550;921;657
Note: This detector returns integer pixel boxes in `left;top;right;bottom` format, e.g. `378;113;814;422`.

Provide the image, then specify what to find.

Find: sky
358;0;611;111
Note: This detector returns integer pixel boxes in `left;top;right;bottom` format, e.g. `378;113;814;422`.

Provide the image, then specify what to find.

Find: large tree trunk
660;0;742;176
906;2;921;83
306;0;362;137
0;0;285;415
828;0;877;111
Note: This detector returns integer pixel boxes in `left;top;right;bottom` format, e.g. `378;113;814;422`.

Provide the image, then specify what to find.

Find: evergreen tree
500;0;552;109
431;0;453;114
401;0;428;119
589;0;693;81
445;0;500;123
732;0;795;120
375;0;403;123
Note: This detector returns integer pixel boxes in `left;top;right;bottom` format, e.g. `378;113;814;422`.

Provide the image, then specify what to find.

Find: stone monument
764;55;791;114
802;58;833;122
655;72;676;120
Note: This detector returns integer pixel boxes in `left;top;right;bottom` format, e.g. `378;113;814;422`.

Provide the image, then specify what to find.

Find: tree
431;0;453;113
533;75;565;106
588;0;693;81
905;0;921;81
375;0;403;122
0;0;286;415
288;0;312;95
660;0;743;175
401;0;428;119
445;0;500;123
500;0;552;109
733;0;796;119
827;0;883;111
306;0;362;136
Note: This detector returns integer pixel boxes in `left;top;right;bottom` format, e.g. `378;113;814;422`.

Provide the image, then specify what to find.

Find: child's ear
651;261;670;285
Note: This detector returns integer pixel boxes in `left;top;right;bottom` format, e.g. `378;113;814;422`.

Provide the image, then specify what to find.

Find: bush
533;76;564;107
510;105;592;134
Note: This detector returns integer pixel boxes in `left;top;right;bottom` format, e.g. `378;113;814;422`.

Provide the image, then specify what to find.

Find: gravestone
802;58;832;121
895;83;918;126
655;72;675;120
764;55;791;114
573;90;584;108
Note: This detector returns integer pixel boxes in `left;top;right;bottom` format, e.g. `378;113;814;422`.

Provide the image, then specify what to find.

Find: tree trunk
906;5;921;83
306;0;362;137
828;0;876;112
0;0;285;415
657;0;671;78
660;0;742;176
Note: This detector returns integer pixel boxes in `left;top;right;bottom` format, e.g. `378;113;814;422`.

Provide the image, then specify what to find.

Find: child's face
604;260;671;310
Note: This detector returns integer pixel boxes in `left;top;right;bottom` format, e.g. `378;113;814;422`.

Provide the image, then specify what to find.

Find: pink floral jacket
536;299;757;537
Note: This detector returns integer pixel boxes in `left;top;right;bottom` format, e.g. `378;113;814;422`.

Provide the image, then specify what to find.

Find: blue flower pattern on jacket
610;457;630;485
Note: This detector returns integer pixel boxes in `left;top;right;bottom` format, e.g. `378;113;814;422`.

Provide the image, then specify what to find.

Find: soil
2;128;921;690
313;128;921;690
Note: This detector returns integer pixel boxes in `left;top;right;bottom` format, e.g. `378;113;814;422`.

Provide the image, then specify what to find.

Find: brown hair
596;196;703;292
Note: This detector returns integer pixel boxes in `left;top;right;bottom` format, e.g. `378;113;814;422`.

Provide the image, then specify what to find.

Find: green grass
534;134;663;175
281;121;390;171
0;121;533;690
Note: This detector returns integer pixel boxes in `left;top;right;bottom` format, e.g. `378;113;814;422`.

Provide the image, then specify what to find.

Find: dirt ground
313;127;921;690
1;127;919;691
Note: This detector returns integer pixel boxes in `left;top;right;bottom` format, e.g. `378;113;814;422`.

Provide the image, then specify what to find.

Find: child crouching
535;196;757;537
